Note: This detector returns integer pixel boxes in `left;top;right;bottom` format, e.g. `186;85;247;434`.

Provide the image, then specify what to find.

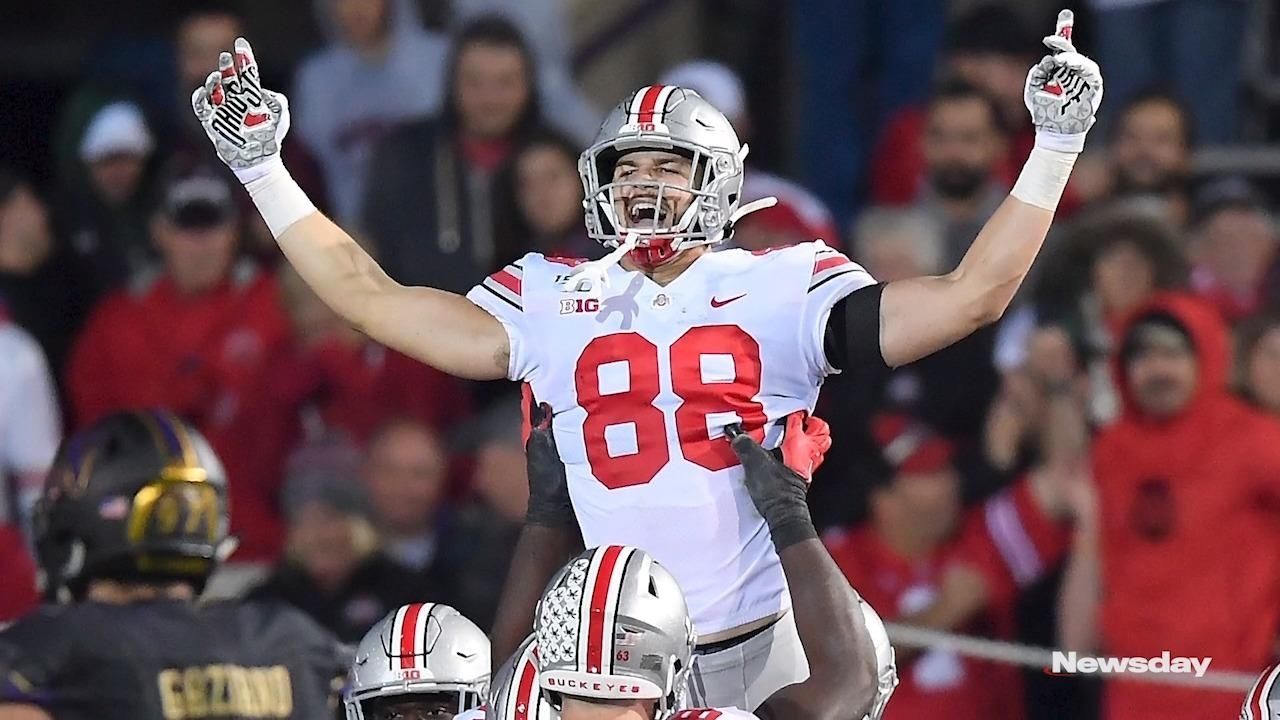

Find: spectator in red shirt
870;5;1038;208
826;413;1072;720
67;170;289;551
1058;293;1280;720
222;265;472;562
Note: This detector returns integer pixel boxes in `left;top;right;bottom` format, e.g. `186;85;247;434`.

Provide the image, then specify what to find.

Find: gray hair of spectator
281;434;372;522
852;207;946;277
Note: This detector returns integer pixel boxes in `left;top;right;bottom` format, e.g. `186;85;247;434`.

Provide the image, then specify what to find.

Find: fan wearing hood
1058;293;1280;720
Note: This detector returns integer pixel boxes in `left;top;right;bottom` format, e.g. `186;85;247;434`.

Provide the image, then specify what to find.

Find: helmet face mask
579;86;745;260
344;604;490;720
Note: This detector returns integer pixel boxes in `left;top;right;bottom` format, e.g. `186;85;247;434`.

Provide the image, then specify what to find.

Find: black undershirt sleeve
824;282;891;376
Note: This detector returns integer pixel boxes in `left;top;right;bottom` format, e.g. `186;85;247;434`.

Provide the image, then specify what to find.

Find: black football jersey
0;599;348;720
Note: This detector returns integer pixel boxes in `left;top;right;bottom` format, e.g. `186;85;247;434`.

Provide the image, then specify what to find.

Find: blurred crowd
1;1;1277;719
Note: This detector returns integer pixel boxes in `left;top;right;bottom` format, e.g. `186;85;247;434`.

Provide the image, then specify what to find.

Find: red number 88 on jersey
573;325;767;489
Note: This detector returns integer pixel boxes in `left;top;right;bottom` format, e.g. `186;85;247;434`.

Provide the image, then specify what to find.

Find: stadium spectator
365;420;453;583
871;5;1039;208
440;399;529;631
451;0;599;144
292;0;449;224
1088;0;1247;143
0;304;59;622
826;413;1072;720
66;171;289;563
1237;313;1280;419
223;266;472;562
1188;178;1278;324
362;15;542;293
58;101;157;297
997;207;1188;425
1103;90;1194;225
1058;293;1280;720
915;80;1010;268
250;438;436;643
659;60;840;249
0;170;90;377
167;6;329;256
492;130;595;259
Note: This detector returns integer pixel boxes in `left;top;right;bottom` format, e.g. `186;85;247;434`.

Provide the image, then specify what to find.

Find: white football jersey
466;241;874;635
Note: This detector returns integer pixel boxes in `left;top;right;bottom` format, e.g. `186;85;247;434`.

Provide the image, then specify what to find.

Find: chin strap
563;232;640;297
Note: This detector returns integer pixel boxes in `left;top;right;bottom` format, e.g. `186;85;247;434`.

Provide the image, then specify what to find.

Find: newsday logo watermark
1046;651;1212;678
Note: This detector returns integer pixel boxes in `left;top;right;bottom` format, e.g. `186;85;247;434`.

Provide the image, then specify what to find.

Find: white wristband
1010;145;1078;212
242;158;317;238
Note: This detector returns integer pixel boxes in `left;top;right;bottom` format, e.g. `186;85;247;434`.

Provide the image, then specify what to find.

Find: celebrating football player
192;9;1101;709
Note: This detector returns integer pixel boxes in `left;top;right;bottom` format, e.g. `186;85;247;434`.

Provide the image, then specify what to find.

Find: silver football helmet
488;635;559;720
1242;663;1280;720
858;598;899;720
535;546;695;719
344;603;490;720
579;85;771;259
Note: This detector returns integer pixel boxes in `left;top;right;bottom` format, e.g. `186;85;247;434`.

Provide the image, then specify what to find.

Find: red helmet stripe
636;85;666;123
399;602;425;669
514;656;537;720
585;545;625;673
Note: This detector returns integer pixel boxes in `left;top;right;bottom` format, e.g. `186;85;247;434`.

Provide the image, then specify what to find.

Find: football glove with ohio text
191;37;290;185
1024;9;1104;152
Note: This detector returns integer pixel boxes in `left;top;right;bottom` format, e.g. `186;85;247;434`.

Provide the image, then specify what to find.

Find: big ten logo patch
561;298;601;315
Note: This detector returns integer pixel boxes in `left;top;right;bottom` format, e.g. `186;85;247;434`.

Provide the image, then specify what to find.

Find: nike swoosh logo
244;112;269;127
710;294;746;308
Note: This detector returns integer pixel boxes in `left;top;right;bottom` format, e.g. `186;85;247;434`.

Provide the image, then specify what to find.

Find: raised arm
878;11;1103;368
726;419;891;720
192;38;508;380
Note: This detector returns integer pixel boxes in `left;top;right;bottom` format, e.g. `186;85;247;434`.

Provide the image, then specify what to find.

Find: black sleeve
824;283;891;375
0;608;70;706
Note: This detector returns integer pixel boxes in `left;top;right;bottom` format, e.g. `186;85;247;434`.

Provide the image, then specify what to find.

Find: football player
1242;664;1280;720
344;603;490;720
530;417;895;720
192;10;1100;708
0;410;346;720
453;635;557;720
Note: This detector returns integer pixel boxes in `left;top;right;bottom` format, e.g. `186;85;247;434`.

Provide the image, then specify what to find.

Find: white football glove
1024;10;1104;153
191;37;290;185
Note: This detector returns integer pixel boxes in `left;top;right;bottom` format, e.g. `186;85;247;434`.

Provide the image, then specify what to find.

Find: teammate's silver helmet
345;603;490;720
489;635;559;720
1242;663;1280;720
535;546;695;719
858;598;899;720
579;85;748;253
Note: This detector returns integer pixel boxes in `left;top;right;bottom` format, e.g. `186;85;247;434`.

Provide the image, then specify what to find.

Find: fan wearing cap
61;101;158;295
1187;177;1278;324
825;413;1073;720
66;171;290;559
1057;293;1280;720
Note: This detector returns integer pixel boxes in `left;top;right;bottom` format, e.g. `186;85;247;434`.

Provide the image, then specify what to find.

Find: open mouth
626;199;671;227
